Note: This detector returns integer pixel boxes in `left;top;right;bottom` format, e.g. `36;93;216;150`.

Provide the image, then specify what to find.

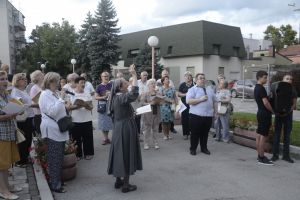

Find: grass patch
231;112;300;147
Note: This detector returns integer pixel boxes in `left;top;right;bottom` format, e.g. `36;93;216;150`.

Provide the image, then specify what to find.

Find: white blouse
70;91;93;123
29;84;42;115
11;87;35;118
39;89;69;142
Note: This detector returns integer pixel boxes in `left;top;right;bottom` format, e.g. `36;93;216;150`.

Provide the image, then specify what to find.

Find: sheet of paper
177;102;187;114
136;104;152;115
32;91;41;104
2;102;25;114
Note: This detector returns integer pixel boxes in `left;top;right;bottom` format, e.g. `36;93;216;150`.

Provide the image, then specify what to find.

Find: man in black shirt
254;70;274;165
178;71;194;140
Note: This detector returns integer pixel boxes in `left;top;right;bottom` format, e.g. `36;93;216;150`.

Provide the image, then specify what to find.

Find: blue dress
160;87;175;123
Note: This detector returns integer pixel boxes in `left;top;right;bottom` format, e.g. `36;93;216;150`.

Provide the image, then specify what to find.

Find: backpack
271;81;293;116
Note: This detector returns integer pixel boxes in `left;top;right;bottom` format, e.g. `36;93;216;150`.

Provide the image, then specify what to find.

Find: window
167;46;173;54
218;67;224;75
127;49;140;58
213;44;221;55
233;46;240;57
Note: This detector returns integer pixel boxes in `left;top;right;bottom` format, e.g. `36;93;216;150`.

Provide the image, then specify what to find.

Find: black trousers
189;114;212;151
17;117;34;164
135;115;141;134
33;114;41;136
70;121;94;158
181;108;190;136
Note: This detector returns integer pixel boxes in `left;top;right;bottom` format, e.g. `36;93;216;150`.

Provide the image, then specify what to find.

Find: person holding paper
107;64;142;193
69;76;94;160
140;79;161;150
0;70;21;200
11;73;36;167
159;76;178;140
29;70;44;136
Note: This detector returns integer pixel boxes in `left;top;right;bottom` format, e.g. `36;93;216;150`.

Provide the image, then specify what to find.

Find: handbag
16;128;26;144
217;102;227;115
16;110;27;122
97;101;107;114
44;112;74;133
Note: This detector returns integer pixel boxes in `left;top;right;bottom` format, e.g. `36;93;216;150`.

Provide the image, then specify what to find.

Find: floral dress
159;87;175;123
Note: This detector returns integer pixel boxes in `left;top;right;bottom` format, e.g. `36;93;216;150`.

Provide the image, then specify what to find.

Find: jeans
273;112;293;157
215;112;230;141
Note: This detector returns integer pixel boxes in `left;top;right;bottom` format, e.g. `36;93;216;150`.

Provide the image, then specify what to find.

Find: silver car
231;79;256;98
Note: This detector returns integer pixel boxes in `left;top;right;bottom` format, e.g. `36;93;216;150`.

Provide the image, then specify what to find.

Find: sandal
51;187;66;193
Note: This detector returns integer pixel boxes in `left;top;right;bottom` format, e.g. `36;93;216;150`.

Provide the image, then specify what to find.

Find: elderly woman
178;71;194;140
29;70;44;136
11;73;35;167
62;73;79;102
215;79;231;143
140;79;161;150
39;72;69;193
69;76;94;160
107;65;142;193
0;71;21;200
159;76;178;140
95;72;113;145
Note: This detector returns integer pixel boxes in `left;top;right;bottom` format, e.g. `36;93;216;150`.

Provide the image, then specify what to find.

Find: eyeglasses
198;77;205;80
18;78;27;81
0;78;8;82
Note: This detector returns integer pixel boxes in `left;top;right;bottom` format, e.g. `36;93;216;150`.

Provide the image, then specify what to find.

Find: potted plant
230;115;273;152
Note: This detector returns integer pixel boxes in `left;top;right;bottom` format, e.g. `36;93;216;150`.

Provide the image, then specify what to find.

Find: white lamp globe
71;59;76;65
41;64;46;69
148;36;159;47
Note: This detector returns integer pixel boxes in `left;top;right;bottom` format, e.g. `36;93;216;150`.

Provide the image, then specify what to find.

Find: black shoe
282;156;294;163
213;134;216;138
271;155;279;162
122;184;137;193
201;149;211;155
114;180;124;189
257;156;274;166
190;150;196;156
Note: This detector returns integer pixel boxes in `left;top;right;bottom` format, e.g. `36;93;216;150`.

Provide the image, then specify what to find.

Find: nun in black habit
107;65;143;193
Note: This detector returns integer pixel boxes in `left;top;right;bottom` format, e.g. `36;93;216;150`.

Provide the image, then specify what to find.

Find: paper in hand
136;104;152;115
2;99;25;114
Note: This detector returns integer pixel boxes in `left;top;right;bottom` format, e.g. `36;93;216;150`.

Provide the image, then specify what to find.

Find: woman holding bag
95;72;113;145
39;72;69;193
215;79;231;143
11;73;36;167
0;71;21;200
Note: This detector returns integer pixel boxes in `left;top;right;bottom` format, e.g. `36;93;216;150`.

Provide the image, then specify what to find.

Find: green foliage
231;112;300;147
87;0;120;85
19;20;78;77
264;24;297;50
134;43;163;79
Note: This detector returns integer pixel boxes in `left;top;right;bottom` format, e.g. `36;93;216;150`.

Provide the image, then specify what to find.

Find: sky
12;0;300;40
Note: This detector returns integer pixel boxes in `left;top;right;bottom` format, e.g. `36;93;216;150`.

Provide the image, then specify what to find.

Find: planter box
233;128;272;152
62;153;77;182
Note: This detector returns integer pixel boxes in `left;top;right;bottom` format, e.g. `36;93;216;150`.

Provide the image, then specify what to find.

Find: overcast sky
14;0;300;39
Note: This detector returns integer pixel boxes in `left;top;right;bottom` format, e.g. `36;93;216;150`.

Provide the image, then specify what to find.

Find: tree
134;43;163;79
87;0;120;85
78;11;93;73
19;20;78;77
264;24;297;51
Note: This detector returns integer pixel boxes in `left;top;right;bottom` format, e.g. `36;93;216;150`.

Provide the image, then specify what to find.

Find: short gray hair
30;70;43;84
42;72;60;90
67;73;79;82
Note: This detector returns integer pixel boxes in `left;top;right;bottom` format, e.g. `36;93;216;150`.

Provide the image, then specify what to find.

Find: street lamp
71;58;76;73
148;36;159;79
40;64;46;73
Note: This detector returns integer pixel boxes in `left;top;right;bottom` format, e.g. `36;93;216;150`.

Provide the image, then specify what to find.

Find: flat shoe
0;192;19;200
122;184;137;193
84;156;93;160
114;180;124;189
51;187;66;193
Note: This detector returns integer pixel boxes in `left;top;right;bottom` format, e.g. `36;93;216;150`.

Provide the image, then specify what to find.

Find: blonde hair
30;70;43;84
147;78;156;86
42;72;60;90
12;73;26;87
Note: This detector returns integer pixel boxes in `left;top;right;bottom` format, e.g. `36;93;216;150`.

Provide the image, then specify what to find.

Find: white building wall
203;55;242;83
0;0;10;66
160;56;203;87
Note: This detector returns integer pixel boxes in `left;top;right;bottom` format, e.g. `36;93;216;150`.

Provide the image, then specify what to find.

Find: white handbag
16;128;26;144
217;102;227;115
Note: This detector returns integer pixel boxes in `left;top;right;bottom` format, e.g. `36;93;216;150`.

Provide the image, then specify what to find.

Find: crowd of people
0;62;297;198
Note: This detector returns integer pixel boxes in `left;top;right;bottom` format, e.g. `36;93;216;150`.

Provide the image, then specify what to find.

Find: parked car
231;79;257;98
228;80;237;89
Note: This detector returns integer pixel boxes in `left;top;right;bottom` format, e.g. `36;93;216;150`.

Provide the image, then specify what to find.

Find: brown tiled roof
279;44;300;56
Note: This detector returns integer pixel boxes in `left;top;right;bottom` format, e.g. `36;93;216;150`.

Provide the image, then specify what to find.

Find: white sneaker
0;193;19;200
144;144;149;150
163;136;168;140
154;144;160;149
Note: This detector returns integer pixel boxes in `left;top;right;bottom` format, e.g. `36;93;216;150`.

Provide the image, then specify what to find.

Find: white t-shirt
137;79;148;95
70;91;93;123
84;81;95;95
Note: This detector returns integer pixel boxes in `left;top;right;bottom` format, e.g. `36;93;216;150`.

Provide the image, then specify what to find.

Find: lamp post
41;64;46;73
147;36;159;79
71;59;76;73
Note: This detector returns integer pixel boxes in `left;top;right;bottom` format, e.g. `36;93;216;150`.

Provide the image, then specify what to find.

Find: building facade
0;0;26;73
116;20;246;87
